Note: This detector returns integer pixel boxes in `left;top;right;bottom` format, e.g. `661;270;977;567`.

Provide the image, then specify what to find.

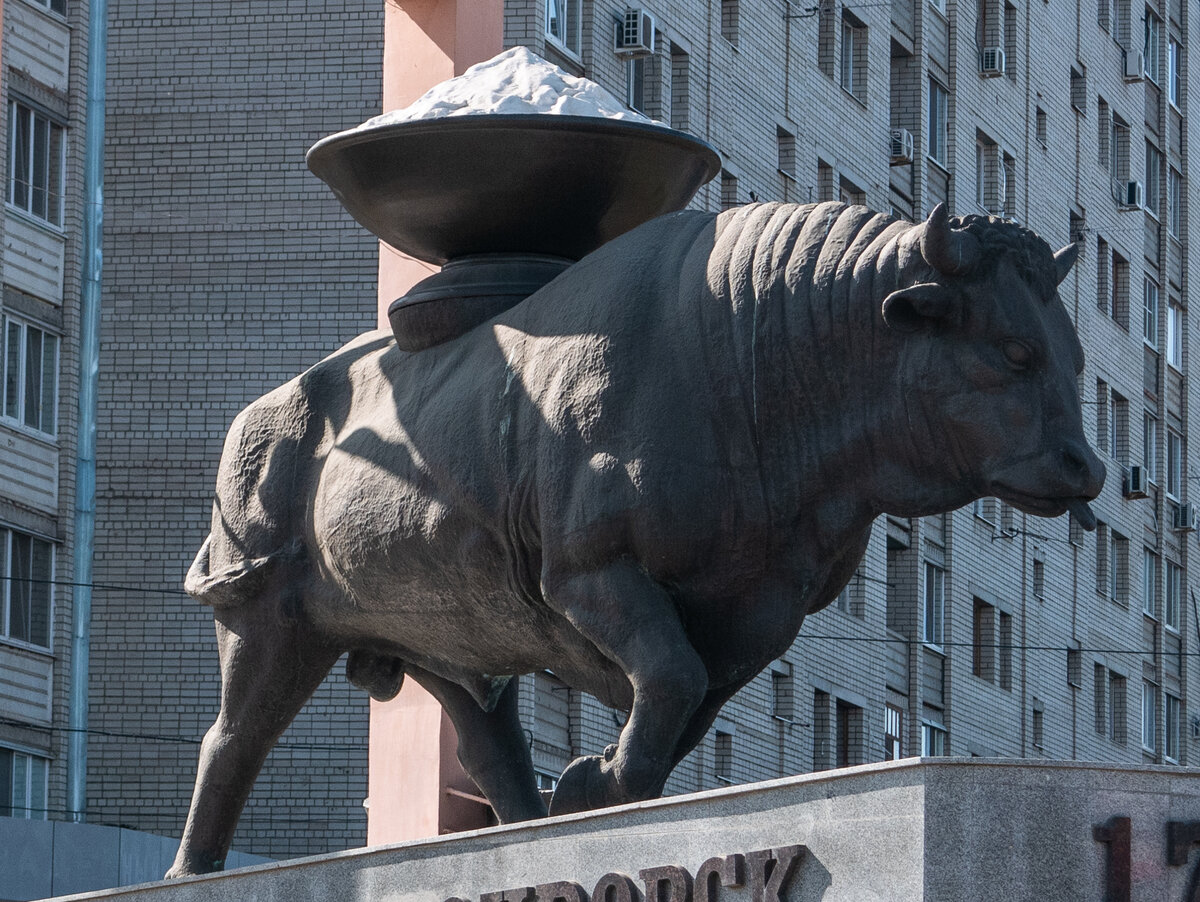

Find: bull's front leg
545;560;708;816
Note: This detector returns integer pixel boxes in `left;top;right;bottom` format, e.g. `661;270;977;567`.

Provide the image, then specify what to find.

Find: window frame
1144;410;1158;482
1144;277;1159;348
1167;300;1183;370
1142;548;1158;617
1144;9;1161;85
6;99;65;229
921;722;947;756
1166;428;1183;501
0;746;49;819
923;561;945;648
928;78;949;166
1165;561;1182;631
544;0;582;59
0;526;55;651
2;312;59;437
1168;37;1181;108
1166;693;1181;762
1142;681;1157;752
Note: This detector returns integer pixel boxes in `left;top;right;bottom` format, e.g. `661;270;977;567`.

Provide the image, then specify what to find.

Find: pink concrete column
367;0;503;846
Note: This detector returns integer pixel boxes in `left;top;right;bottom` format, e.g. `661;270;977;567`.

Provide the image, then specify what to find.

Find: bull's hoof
548;752;612;816
164;850;224;878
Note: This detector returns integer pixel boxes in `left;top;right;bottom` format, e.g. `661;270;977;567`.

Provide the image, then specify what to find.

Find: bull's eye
1001;340;1034;369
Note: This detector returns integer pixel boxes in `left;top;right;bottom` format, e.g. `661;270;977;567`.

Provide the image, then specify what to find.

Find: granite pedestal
46;759;1200;901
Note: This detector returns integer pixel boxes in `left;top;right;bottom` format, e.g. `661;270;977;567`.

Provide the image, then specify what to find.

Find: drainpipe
68;0;108;823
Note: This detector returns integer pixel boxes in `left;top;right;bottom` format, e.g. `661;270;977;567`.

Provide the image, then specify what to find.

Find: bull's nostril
1061;446;1088;475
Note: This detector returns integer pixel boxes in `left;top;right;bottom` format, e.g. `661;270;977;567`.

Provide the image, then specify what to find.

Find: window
625;57;647;114
1110;250;1129;327
1096;520;1110;594
1036;107;1048;146
1067;648;1082;687
1168;37;1181;107
30;0;65;13
1146;143;1162;217
1143;549;1158;617
998;612;1013;690
1166;693;1181;762
1109;389;1128;463
1111;115;1130;186
1109;672;1127;743
2;314;58;436
1144;277;1159;348
973;598;995;680
0;748;48;819
1167;428;1182;500
1166;561;1182;631
1032;700;1044;749
714;730;733;782
923;562;945;647
818;2;836;78
1097;237;1109;312
7;100;65;227
776;127;796;181
1094;664;1108;734
1071;66;1087;112
1099;98;1111;168
1168;168;1182;238
1003;2;1016;76
839;176;865;207
1167;300;1182;369
670;46;690;132
928;78;948;165
1142;682;1157;751
545;0;581;56
884;704;904;759
720;170;739;210
922;722;947;756
1110;530;1128;604
840;13;867;102
721;0;739;46
1144;10;1161;84
772;665;795;721
1;526;53;648
974;496;998;524
1033;560;1045;598
835;699;863;767
1144;411;1158;482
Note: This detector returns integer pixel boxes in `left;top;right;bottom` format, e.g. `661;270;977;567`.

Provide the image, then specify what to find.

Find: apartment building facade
501;0;1200;796
3;0;1197;868
0;0;88;827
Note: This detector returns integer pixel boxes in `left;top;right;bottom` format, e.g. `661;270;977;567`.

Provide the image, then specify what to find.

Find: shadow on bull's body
167;202;1104;877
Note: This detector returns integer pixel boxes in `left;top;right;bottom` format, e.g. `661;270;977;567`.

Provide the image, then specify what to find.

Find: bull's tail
184;535;303;607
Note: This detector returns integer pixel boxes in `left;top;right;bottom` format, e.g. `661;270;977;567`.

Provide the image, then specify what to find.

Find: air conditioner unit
1124;49;1146;81
889;128;915;165
1173;502;1198;532
1120;180;1145;209
980;47;1006;77
1124;465;1150;499
615;8;656;57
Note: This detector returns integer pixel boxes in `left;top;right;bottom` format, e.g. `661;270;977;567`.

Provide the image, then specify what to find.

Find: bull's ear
1054;243;1080;285
881;283;960;332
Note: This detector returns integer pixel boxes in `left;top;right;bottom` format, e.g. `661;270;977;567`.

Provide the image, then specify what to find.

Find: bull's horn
1054;243;1080;285
921;203;980;276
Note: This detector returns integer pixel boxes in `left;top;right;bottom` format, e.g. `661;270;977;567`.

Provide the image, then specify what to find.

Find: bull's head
880;204;1105;528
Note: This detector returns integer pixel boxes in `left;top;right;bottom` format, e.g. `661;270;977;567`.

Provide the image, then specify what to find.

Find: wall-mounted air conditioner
1124;465;1149;499
615;9;656;57
889;128;914;164
980;47;1006;77
1119;180;1145;209
1174;502;1198;532
1124;49;1146;81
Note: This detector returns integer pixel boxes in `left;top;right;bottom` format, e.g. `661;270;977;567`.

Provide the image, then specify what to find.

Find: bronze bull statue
168;202;1104;876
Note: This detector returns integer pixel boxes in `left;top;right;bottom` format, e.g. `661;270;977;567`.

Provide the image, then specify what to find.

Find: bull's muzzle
1059;439;1106;530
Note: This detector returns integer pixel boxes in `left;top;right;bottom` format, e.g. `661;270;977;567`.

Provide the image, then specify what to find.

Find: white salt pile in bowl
357;46;659;127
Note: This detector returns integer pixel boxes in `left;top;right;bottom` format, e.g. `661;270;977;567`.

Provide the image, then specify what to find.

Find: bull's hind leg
408;665;548;822
166;606;341;878
546;560;708;816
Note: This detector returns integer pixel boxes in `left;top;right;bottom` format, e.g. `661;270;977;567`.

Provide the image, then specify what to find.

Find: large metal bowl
306;114;721;265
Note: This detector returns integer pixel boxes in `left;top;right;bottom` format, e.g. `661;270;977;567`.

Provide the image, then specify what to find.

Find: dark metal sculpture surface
167;202;1103;877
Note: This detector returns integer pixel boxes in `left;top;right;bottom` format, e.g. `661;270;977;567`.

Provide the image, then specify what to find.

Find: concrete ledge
43;759;1200;901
